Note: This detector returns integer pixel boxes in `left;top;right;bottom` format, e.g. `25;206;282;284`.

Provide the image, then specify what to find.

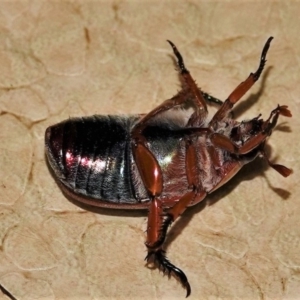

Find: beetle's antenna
259;104;292;177
261;149;292;177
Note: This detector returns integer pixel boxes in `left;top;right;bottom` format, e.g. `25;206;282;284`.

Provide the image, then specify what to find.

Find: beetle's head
229;105;292;177
230;115;264;144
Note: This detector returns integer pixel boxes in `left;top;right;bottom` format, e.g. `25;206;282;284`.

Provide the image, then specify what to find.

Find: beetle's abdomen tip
45;124;63;157
45;123;65;177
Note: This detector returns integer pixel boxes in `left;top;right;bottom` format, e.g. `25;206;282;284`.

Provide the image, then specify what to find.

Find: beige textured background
0;1;299;299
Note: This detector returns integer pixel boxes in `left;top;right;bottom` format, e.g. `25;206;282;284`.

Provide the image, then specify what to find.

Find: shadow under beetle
45;37;292;297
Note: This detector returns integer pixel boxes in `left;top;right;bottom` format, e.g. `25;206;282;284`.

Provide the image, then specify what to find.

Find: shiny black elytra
45;37;291;297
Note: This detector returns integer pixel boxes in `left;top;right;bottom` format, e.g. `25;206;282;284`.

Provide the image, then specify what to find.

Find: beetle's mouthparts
260;105;292;177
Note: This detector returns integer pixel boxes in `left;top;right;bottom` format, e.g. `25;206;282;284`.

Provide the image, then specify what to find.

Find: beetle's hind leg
209;37;273;128
168;40;209;126
132;41;210;136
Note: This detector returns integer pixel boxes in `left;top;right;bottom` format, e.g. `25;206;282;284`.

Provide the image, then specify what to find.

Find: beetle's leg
132;137;191;295
168;40;209;126
209;37;273;128
147;138;208;246
167;40;208;114
132;41;208;136
132;93;192;137
145;198;192;297
145;199;189;293
132;139;191;297
143;136;209;298
146;249;191;297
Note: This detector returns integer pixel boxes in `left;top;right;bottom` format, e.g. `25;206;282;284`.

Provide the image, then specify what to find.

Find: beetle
45;37;292;297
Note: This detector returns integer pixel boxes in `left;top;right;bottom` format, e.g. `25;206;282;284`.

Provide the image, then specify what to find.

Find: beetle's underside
45;37;292;297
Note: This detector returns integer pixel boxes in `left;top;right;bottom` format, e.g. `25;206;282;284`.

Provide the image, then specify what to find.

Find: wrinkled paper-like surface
0;2;299;299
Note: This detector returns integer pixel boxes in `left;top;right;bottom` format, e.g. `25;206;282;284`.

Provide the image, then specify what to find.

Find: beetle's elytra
45;37;292;297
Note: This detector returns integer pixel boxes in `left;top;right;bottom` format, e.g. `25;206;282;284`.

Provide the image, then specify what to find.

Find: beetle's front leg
211;105;291;155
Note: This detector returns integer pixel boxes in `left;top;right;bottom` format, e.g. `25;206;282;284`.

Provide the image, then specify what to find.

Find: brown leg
133;139;192;296
167;40;207;117
132;41;208;137
131;137;192;295
130;42;211;295
135;134;207;297
132;129;208;297
130;40;212;292
145;195;193;297
209;37;273;129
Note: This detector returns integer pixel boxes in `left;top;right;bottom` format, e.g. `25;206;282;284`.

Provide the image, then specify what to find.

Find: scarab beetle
45;37;292;297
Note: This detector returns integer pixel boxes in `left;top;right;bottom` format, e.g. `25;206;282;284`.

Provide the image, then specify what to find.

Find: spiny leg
131;136;192;296
132;41;208;136
142;137;207;297
146;249;191;297
168;40;208;126
145;198;192;297
130;42;215;294
146;198;204;298
209;37;273;129
167;40;207;113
